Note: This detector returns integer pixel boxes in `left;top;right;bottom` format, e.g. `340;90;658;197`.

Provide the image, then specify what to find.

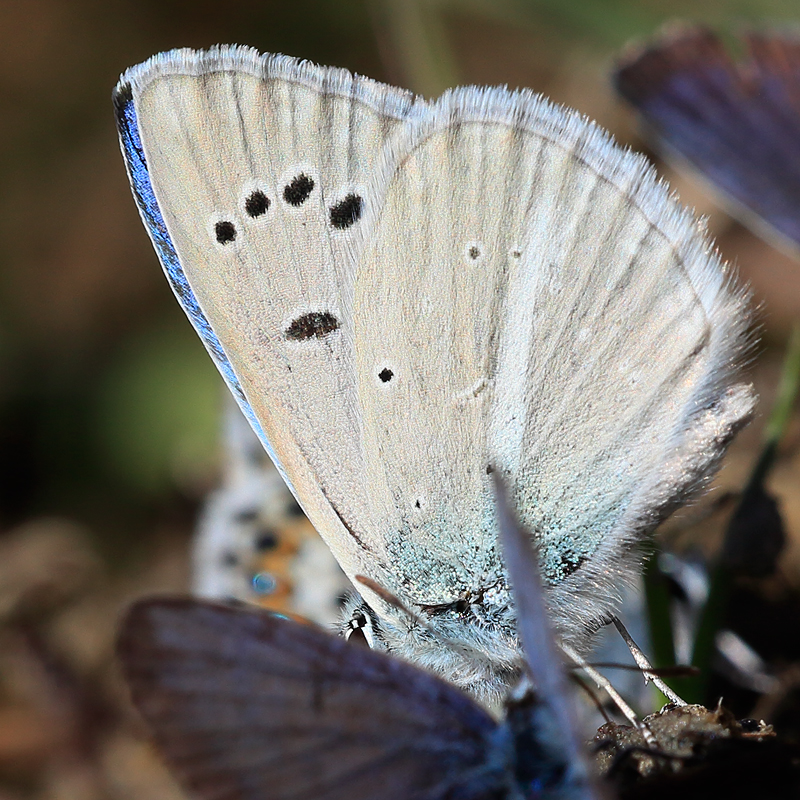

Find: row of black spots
213;197;266;244
215;189;272;243
284;175;365;230
283;176;364;230
214;175;364;245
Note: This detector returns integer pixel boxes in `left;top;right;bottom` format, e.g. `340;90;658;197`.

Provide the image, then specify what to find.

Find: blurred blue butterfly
118;480;605;800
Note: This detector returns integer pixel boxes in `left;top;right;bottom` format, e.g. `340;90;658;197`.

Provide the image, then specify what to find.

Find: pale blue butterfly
114;47;755;707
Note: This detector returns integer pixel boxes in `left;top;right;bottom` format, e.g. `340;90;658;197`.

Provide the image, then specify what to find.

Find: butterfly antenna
355;574;424;622
611;615;686;706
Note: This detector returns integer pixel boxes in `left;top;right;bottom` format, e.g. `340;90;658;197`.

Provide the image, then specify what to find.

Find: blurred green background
1;1;800;798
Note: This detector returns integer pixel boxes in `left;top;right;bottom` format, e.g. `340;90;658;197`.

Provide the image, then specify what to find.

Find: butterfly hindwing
352;95;517;604
353;87;754;644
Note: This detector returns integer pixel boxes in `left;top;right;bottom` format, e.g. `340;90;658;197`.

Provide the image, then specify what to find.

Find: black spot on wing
378;368;393;383
215;221;236;244
245;190;270;217
255;531;278;551
329;194;363;229
284;174;315;206
285;311;340;341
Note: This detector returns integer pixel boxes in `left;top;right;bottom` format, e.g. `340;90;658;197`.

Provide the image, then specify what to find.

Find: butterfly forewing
119;599;503;800
114;48;427;582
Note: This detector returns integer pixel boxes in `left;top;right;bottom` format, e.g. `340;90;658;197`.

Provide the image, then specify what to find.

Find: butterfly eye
345;610;375;648
348;611;368;630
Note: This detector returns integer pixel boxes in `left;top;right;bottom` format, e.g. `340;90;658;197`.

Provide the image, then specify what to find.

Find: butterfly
118;478;605;800
114;46;755;706
193;395;350;624
616;26;800;252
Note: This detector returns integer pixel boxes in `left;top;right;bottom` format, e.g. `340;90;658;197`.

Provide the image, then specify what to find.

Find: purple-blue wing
118;598;502;800
493;477;603;800
615;26;800;250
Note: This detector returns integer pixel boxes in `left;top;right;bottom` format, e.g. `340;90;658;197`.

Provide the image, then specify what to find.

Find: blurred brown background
1;1;800;798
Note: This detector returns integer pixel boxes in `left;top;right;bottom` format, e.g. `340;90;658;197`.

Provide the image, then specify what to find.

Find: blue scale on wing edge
113;83;286;483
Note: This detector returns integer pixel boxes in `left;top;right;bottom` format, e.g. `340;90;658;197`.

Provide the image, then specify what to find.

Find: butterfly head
341;580;525;710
